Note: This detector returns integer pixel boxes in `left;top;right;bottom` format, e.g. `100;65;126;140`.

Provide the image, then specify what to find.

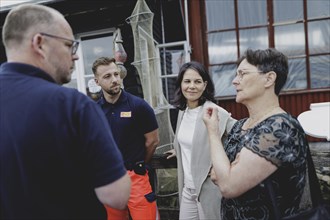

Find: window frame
203;0;330;99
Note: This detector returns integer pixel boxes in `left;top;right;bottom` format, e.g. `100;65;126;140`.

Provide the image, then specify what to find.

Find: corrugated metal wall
216;90;330;142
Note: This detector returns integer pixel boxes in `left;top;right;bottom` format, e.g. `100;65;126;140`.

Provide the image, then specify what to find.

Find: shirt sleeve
76;97;127;188
136;99;159;134
244;114;307;168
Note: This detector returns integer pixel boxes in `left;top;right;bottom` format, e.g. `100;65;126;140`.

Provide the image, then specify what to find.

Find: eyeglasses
39;32;79;55
235;70;263;81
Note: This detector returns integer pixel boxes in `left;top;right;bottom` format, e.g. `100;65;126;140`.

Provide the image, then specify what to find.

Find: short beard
106;87;121;96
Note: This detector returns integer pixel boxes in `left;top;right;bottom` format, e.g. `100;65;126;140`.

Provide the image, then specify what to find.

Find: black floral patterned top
221;113;308;220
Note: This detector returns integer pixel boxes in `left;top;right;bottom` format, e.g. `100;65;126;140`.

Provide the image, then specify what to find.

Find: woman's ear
264;71;276;88
204;81;208;90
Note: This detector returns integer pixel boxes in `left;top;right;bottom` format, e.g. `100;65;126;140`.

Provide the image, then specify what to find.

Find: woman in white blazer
165;61;236;220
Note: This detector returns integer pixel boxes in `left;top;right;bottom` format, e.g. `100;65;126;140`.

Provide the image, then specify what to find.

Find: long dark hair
172;61;215;110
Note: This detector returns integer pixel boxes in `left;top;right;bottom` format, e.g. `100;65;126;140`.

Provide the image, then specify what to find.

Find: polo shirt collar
0;62;56;83
98;89;128;106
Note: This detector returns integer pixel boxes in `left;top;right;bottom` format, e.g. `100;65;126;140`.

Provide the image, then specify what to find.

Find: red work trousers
105;170;160;220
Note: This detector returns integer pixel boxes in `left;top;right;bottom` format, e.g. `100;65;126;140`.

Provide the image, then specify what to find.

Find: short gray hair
2;4;56;48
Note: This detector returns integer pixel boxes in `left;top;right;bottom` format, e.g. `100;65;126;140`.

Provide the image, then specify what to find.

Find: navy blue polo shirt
0;63;127;219
97;90;158;168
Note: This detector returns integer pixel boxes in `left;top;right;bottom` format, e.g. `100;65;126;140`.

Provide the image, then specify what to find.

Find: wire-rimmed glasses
39;32;79;55
235;70;264;81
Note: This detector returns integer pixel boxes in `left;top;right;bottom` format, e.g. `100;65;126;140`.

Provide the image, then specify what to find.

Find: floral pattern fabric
221;113;308;220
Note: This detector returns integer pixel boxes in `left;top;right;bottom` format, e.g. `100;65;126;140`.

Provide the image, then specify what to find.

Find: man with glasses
0;4;130;220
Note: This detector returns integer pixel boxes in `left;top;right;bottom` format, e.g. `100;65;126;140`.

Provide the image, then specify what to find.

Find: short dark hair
172;61;215;110
238;48;288;95
92;57;117;75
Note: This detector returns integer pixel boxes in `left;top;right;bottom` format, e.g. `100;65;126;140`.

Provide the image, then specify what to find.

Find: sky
0;0;36;8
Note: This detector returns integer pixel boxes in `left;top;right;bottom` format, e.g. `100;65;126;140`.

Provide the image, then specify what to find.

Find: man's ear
94;78;99;85
31;34;45;57
264;71;276;88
